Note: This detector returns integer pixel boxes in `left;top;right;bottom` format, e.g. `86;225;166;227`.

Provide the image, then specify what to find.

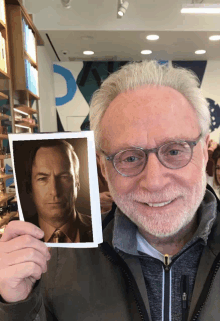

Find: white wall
37;46;57;132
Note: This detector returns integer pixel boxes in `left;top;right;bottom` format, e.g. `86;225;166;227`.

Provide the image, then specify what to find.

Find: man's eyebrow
34;172;50;177
116;136;196;150
34;171;72;177
58;171;72;175
104;135;200;156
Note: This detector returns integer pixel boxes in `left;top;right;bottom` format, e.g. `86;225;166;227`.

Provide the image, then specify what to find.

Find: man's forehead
109;85;187;106
32;146;72;168
100;85;200;152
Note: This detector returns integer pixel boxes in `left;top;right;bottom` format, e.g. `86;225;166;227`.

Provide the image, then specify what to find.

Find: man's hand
0;221;51;303
100;191;113;213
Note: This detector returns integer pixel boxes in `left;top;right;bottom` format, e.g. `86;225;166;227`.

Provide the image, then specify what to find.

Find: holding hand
0;221;51;303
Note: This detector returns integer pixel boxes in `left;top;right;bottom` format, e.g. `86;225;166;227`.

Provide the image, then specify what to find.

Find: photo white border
9;131;103;248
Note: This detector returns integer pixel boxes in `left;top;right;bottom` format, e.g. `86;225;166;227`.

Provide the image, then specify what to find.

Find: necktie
52;229;66;243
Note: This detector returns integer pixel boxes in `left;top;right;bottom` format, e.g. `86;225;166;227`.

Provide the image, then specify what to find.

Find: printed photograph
9;132;102;248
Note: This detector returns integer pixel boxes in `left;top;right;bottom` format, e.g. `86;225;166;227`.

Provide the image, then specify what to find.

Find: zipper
100;242;149;321
181;275;189;321
191;255;220;321
164;254;171;321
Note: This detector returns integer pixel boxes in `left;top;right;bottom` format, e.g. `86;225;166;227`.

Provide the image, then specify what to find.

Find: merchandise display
0;0;43;219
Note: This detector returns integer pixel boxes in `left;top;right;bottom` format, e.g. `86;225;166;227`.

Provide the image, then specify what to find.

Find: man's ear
97;153;107;181
76;180;80;192
203;134;210;164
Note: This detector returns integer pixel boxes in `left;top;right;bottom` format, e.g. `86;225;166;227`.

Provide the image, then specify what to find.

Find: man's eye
169;149;180;156
123;156;139;162
37;177;47;181
60;175;72;180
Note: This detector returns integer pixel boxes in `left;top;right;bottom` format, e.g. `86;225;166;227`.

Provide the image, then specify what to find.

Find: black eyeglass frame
102;133;203;177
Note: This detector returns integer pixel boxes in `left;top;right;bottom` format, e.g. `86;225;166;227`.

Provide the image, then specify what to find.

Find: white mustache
125;188;185;203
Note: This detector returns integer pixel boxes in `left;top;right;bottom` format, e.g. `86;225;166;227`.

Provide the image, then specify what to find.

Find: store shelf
0;174;13;180
0;20;6;31
0;92;8;100
0;115;9;121
27;89;39;100
15;121;38;128
14;104;38;115
0;68;9;79
24;51;37;69
6;0;44;45
0;154;11;160
0;134;8;139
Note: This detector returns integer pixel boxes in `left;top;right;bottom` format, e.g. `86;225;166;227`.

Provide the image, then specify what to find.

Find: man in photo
25;139;93;243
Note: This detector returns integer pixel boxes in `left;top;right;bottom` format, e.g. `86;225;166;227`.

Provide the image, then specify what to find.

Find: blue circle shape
53;64;77;106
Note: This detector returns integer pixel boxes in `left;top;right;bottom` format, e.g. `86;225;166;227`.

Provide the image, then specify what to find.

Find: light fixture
118;1;129;18
141;50;152;55
146;35;159;41
61;0;72;9
83;50;94;55
195;49;206;54
209;35;220;41
181;3;220;14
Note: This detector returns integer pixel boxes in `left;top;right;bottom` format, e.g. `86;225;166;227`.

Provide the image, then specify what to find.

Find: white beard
105;164;207;238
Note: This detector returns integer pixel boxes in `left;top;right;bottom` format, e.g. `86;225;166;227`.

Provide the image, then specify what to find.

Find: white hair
89;60;211;150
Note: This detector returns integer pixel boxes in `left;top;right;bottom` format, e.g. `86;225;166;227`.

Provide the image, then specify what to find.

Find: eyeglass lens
114;142;192;176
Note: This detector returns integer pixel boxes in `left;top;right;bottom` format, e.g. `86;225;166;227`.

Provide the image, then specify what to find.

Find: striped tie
52;229;66;243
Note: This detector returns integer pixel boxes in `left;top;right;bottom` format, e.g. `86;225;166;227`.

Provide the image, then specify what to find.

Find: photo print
9;131;102;248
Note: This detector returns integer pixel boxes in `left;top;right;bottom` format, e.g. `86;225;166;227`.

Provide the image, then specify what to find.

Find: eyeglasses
103;134;202;177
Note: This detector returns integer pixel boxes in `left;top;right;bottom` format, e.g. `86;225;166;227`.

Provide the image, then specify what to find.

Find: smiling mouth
143;199;176;208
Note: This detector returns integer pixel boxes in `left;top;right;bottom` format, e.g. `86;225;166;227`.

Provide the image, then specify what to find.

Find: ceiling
24;0;220;61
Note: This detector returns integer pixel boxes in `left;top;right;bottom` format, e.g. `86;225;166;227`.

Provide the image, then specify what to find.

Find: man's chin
39;208;72;223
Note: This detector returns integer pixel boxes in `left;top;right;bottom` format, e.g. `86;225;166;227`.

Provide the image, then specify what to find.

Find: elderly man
0;61;219;321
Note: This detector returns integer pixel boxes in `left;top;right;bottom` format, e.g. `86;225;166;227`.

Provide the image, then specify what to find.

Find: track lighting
118;1;129;18
61;0;72;9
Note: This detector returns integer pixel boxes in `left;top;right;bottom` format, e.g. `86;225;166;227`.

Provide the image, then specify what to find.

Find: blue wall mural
53;60;220;141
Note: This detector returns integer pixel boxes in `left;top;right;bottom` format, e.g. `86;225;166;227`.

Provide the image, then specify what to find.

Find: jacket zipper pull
164;254;171;271
181;275;189;321
182;292;187;309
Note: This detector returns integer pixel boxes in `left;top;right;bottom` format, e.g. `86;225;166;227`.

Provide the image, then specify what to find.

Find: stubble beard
106;166;207;238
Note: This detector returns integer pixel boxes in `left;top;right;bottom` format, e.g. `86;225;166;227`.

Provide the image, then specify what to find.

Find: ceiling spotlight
141;50;152;55
146;35;159;41
83;51;94;55
118;1;129;18
61;0;72;9
195;50;206;55
209;35;220;41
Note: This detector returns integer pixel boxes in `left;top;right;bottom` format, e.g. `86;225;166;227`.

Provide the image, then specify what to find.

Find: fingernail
37;229;44;238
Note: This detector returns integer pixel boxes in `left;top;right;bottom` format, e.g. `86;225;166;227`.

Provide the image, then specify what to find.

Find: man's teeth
146;200;172;207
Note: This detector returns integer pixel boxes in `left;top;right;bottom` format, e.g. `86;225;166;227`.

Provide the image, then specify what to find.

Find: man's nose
49;176;60;197
137;153;171;192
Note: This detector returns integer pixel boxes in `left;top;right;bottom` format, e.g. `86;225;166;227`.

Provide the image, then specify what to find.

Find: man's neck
138;215;198;256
